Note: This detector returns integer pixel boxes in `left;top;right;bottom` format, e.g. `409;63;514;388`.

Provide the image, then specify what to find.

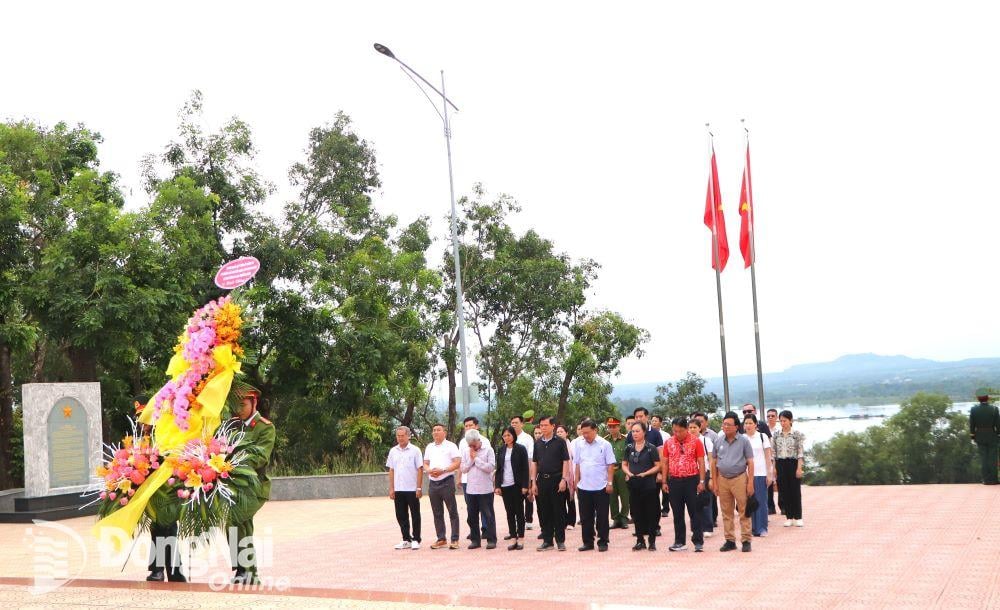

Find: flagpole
707;123;731;411
743;119;766;422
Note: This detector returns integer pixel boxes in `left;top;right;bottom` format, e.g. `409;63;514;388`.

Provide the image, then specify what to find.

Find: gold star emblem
741;201;750;213
63;406;73;418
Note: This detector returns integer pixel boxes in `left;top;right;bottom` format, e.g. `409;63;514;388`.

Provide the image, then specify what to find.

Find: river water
769;402;977;449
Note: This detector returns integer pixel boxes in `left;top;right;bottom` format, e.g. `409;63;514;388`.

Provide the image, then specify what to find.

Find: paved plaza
0;484;997;609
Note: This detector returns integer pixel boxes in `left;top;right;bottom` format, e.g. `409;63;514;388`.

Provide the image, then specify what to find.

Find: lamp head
373;43;396;59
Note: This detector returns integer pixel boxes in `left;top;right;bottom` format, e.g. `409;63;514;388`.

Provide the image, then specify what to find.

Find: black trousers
500;485;526;538
525;494;534;524
465;493;497;544
667;475;704;545
577;489;610;546
767;481;777;513
661;488;670;514
776;458;803;520
564;491;577;526
393;491;421;543
628;481;659;542
536;475;567;544
147;521;182;578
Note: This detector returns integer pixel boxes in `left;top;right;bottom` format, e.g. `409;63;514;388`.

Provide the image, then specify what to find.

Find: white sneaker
526;523;534;530
393;541;411;550
410;540;420;550
760;531;768;537
784;520;793;527
795;519;804;527
704;531;713;538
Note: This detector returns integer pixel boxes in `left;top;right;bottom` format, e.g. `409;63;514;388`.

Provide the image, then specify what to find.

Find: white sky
4;1;999;386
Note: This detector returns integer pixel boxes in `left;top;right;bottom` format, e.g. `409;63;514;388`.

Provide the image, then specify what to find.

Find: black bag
744;493;759;517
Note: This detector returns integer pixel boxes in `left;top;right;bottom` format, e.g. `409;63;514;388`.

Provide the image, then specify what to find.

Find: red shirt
663;434;705;478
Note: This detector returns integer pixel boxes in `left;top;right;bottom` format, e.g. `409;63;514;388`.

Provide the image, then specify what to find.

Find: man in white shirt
460;429;497;549
423;423;462;549
573;419;616;552
458;416;491;539
511;415;535;530
386;426;423;550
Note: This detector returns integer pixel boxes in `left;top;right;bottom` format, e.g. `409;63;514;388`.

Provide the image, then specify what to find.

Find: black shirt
533;435;570;474
624;442;660;490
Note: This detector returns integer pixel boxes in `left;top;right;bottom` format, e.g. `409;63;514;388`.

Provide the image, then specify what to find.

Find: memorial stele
22;383;103;498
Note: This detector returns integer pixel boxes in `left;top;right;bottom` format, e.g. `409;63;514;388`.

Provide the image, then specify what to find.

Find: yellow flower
117;480;131;492
185;472;203;489
96;466;109;477
208;454;233;473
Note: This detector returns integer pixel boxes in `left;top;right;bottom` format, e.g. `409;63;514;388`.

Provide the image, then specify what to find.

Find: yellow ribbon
92;355;237;549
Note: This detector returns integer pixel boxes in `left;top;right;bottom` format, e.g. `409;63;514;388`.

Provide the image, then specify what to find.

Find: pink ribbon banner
214;256;260;290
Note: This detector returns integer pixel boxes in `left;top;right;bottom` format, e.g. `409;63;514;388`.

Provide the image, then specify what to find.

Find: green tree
652;372;723;421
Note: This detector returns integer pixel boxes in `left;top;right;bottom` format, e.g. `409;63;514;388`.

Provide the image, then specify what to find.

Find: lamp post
374;42;471;419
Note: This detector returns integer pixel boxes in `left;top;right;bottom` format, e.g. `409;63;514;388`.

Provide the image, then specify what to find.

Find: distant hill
612;353;1000;406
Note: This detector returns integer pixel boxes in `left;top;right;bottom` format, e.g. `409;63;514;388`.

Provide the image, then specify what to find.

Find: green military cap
975;387;990;399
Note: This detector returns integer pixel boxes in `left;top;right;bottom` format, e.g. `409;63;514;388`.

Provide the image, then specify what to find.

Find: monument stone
21;383;103;498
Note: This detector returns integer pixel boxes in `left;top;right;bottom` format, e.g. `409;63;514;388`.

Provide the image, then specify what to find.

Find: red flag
703;147;729;271
739;143;754;268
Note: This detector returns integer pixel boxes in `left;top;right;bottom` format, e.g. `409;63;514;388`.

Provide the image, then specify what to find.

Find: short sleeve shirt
745;431;771;477
423;440;461;482
624;442;660;490
573;436;617;491
663;434;706;479
533;435;570;474
386;444;423;491
712;433;754;478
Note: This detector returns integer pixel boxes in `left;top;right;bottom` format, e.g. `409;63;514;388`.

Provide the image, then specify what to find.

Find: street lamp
373;42;471;419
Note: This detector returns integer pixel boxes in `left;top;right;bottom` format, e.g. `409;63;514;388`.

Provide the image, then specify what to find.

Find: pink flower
176;489;186;498
99;491;107;500
128;489;135;497
109;492;117;501
168;477;176;485
120;498;129;506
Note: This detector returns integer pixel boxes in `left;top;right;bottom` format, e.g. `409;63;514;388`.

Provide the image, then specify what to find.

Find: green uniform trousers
976;439;999;484
610;468;630;525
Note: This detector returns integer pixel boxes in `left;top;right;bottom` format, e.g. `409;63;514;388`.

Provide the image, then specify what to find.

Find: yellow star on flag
741;202;750;213
63;406;73;418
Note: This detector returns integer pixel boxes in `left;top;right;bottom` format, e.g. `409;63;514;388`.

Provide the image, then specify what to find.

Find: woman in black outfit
494;426;529;550
623;421;661;551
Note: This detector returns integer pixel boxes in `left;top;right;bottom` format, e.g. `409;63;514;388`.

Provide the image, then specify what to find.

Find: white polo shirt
516;430;534;459
423;439;461;482
386;443;423;492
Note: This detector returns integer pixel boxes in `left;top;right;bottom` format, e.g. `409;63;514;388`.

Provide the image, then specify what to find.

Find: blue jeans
751;476;769;535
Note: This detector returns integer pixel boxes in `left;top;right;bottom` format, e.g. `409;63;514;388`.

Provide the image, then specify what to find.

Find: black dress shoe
578;544;594;551
468;542;481;549
742;541;752;552
537;532;544;540
632;540;647;551
507;542;522;550
648;542;657;551
720;540;737;552
557;542;566;551
146;568;165;582
166;570;187;583
537;542;554;551
486;541;496;549
598;544;608;552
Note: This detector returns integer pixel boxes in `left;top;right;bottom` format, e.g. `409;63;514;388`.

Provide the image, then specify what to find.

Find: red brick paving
2;484;998;608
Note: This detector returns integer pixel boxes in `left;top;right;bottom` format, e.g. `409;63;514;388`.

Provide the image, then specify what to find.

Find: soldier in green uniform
970;388;1000;485
228;389;276;584
606;418;631;529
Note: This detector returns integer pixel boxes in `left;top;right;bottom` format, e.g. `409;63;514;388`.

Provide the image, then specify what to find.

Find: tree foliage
810;392;979;485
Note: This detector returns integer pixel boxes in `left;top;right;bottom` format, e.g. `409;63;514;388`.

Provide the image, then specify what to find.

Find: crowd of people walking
385;405;807;553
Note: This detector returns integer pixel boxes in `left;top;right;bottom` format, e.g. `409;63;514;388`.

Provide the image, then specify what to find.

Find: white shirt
697;435;714;472
745;431;771;478
458;434;492;484
501;448;514;487
386;443;423;492
516;430;534;459
573;436;617;491
423;440;461;482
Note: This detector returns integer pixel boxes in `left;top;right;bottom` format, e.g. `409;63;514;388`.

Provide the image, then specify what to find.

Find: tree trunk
446;357;458;442
556;367;574;424
30;336;47;382
0;344;15;489
67;345;98;381
401;394;416;429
